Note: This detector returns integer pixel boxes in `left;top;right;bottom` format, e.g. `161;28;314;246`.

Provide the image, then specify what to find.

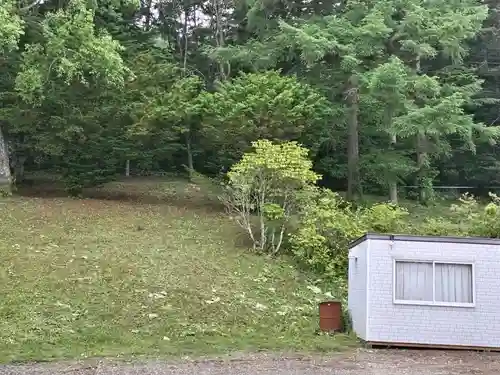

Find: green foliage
289;188;500;281
449;193;500;238
361;202;409;232
16;0;129;103
289;189;409;278
0;0;497;201
0;184;12;197
406;192;500;238
223;139;320;254
0;0;499;262
289;189;364;277
138;72;203;132
0;0;24;51
199;71;331;169
228;139;319;184
417;216;463;236
58;133;125;195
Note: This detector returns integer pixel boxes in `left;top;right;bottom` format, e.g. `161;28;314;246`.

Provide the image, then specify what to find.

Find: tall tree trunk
144;0;153;31
414;55;429;203
389;134;398;204
186;132;194;180
385;105;398;204
0;125;12;193
416;132;428;202
182;7;189;72
346;74;361;201
14;155;26;183
212;0;230;80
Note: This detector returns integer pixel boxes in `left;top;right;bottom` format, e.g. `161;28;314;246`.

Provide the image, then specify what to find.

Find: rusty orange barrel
319;301;342;332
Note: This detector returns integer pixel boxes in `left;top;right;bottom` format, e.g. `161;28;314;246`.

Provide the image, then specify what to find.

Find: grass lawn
0;181;354;363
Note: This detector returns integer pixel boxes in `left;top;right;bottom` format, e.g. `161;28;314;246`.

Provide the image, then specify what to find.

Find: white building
348;233;500;349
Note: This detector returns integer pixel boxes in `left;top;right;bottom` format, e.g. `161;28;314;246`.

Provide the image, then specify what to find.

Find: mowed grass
0;185;354;363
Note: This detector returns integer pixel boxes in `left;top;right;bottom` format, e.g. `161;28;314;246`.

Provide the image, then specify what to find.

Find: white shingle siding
349;236;500;348
348;240;368;340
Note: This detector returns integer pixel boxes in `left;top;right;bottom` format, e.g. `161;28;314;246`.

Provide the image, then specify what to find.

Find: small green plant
418;176;438;205
0;188;11;197
342;305;353;334
0;181;12;197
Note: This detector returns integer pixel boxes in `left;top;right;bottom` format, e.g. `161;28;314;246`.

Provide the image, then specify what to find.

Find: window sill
393;300;475;308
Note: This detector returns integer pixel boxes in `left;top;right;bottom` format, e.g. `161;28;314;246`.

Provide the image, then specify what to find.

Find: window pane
435;263;473;303
395;261;433;301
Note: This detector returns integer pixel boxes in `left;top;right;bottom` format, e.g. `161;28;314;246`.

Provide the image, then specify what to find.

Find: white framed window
393;260;475;307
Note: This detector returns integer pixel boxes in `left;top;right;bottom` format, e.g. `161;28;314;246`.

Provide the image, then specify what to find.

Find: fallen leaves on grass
0;195;353;363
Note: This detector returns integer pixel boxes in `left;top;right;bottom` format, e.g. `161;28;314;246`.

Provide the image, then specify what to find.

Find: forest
1;0;500;203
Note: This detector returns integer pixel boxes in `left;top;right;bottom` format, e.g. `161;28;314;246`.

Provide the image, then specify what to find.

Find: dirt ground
2;349;500;375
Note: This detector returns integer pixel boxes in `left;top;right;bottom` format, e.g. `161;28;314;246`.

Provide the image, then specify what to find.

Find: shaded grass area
17;174;222;209
20;173;470;222
0;194;353;363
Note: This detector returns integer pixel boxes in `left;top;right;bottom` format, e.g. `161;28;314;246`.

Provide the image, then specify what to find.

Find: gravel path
1;349;500;375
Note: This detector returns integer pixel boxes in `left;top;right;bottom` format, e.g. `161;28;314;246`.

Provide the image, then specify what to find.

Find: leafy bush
453;193;500;238
359;203;409;233
289;189;363;277
221;139;319;254
289;190;409;278
416;217;463;236
417;193;500;238
224;141;500;282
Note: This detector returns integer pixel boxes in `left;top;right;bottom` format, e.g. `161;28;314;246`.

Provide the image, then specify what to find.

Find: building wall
348;240;368;340
367;239;500;347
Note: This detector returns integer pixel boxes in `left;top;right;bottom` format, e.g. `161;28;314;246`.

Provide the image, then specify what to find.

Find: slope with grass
4;175;483;363
0;191;353;363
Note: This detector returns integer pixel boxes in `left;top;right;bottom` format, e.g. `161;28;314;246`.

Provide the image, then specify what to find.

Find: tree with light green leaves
0;0;133;193
0;0;24;189
222;139;320;254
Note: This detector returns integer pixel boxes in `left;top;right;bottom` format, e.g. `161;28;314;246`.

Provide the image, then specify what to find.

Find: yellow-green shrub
359;203;409;233
222;139;320;254
459;193;500;238
289;190;500;281
289;190;409;278
416;217;463;236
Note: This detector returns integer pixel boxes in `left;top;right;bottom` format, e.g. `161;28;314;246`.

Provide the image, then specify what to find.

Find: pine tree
382;0;491;202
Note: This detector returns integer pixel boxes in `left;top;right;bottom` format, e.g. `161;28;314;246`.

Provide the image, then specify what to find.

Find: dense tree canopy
1;0;500;200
